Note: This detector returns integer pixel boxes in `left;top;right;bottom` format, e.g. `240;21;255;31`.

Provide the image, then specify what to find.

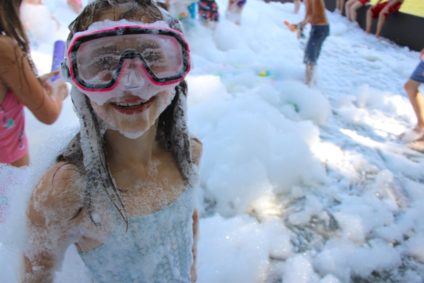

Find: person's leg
336;0;341;12
305;64;314;86
313;26;329;61
345;0;355;20
404;80;424;131
339;0;346;13
303;26;323;86
350;2;363;22
365;8;373;33
294;0;301;14
307;25;328;86
375;3;390;37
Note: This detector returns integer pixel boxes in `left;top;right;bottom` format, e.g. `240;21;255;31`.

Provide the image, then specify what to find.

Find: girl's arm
22;163;83;283
0;37;67;125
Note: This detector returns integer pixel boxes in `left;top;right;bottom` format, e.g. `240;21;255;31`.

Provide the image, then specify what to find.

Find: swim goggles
62;22;191;96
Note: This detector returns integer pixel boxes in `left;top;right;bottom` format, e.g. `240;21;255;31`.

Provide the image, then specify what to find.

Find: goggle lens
76;33;185;84
67;25;191;92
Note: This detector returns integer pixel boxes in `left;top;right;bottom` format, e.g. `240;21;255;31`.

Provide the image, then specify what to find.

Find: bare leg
294;0;301;14
375;6;390;37
405;80;424;131
339;0;344;12
10;154;29;167
350;2;363;22
336;0;342;12
345;0;353;20
365;9;373;33
305;64;314;86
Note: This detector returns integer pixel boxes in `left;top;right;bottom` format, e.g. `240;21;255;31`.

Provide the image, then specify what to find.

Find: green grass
370;0;424;17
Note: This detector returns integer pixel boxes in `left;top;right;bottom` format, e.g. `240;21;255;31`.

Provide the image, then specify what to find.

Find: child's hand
38;71;57;96
51;80;69;101
38;70;59;85
38;71;68;101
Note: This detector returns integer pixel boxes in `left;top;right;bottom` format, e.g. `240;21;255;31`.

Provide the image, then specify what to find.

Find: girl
23;0;201;282
198;0;219;27
0;0;68;167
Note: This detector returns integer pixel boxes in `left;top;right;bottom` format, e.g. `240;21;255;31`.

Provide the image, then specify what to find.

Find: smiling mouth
111;96;156;114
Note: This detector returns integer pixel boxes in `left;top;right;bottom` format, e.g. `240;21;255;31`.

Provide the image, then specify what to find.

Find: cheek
91;102;110;121
155;90;176;112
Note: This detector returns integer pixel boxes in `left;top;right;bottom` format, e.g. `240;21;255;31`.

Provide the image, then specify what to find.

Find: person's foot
399;128;424;143
407;139;424;153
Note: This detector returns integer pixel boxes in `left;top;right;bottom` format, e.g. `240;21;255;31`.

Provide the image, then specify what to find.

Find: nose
122;60;146;88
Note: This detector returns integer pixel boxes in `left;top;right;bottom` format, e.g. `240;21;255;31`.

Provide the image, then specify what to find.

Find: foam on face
91;88;176;139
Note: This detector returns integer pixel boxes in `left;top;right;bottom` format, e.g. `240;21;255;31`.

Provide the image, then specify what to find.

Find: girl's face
82;11;179;139
90;88;175;139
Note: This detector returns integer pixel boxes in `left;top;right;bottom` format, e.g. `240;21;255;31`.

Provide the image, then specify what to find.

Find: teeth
115;101;144;107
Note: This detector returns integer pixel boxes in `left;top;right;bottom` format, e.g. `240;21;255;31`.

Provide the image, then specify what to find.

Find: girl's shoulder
29;162;85;222
0;36;23;62
0;35;18;52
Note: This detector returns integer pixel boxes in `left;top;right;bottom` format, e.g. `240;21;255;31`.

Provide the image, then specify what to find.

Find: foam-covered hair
58;0;194;227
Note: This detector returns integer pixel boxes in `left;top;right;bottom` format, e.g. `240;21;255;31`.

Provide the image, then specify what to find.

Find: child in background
298;0;329;86
366;0;403;38
0;0;68;167
23;0;201;282
226;0;247;25
345;0;370;23
403;49;424;151
336;0;345;14
198;0;219;27
294;0;302;14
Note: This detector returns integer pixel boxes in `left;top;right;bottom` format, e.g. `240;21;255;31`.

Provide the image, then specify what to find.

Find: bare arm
299;0;312;29
22;163;83;283
0;37;68;125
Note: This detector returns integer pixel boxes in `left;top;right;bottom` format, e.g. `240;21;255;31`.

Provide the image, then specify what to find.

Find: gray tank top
78;187;195;283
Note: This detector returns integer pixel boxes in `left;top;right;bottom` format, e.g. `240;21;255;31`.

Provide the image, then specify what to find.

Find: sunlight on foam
248;191;284;222
340;128;381;148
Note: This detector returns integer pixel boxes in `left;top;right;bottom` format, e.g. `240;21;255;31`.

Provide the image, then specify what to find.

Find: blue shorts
410;61;424;83
304;24;329;66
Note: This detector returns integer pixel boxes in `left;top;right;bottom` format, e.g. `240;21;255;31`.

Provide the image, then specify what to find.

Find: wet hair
58;0;194;227
0;0;29;53
68;0;164;37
